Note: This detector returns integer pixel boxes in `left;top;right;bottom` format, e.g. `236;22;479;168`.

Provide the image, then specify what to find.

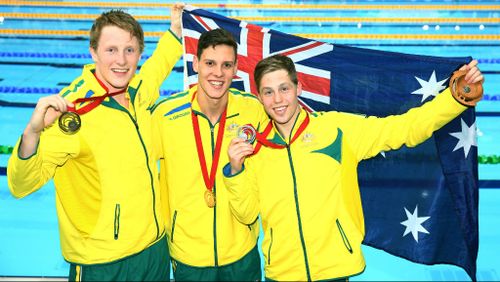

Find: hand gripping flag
181;6;479;280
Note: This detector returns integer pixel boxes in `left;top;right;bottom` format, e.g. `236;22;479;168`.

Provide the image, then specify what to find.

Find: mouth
273;105;287;115
209;80;224;89
112;68;129;74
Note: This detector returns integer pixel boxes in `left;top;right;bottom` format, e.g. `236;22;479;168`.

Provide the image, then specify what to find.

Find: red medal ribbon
67;74;127;115
191;92;227;193
253;112;310;154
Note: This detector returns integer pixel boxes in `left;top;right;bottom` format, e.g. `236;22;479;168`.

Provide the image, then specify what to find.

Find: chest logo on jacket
310;128;343;164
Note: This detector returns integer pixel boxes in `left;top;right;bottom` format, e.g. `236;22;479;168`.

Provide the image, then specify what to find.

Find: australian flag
181;6;479;281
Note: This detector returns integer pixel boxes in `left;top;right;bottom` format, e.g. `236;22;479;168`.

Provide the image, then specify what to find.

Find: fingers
228;138;254;159
228;138;254;174
41;95;68;112
169;2;185;38
173;2;186;10
29;95;72;134
460;59;484;84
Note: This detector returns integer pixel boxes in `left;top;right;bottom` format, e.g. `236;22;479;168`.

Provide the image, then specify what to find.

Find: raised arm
8;94;78;198
341;60;484;161
139;2;184;100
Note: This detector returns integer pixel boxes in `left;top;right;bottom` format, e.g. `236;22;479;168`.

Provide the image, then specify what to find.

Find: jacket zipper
127;113;160;240
287;146;312;281
210;124;219;267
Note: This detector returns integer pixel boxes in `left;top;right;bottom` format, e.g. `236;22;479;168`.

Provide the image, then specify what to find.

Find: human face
89;25;141;93
193;44;237;102
257;69;302;138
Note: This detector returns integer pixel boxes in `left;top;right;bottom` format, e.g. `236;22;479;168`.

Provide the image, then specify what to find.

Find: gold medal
59;112;81;134
204;190;216;208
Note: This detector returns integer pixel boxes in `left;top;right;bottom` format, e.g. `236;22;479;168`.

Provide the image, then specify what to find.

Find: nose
116;50;127;65
273;92;283;103
213;65;223;77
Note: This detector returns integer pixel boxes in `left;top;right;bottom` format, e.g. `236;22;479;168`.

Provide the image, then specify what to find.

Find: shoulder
58;64;97;101
228;88;261;108
151;89;191;115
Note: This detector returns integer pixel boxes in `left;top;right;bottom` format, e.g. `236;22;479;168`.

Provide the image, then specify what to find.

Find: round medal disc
450;70;483;107
59;112;81;135
204;190;216;208
237;125;256;144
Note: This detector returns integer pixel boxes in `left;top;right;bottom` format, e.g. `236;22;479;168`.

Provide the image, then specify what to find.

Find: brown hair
197;28;237;60
89;10;144;53
254;54;298;91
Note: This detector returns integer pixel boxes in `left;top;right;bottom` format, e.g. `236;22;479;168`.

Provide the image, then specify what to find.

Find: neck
276;105;301;140
113;93;129;108
197;92;228;124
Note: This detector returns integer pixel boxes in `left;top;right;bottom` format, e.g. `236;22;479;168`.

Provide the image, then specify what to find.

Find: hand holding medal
57;88;127;135
449;60;484;107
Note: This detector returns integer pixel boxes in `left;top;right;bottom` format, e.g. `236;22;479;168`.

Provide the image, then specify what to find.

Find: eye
280;86;289;93
106;48;116;54
126;47;135;54
223;62;234;69
262;90;273;96
205;61;214;67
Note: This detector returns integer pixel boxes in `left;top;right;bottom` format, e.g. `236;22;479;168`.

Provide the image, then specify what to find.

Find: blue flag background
182;6;479;280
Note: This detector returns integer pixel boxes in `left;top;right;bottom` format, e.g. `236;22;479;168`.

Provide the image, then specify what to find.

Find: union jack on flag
182;5;333;111
181;6;479;281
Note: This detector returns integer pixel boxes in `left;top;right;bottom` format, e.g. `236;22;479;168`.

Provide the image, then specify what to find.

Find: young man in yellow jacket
224;54;483;281
151;28;268;280
7;5;184;281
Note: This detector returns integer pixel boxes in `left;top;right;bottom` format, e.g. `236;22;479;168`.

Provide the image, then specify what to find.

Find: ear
296;81;303;97
89;47;98;62
233;60;238;76
193;56;199;73
256;92;263;104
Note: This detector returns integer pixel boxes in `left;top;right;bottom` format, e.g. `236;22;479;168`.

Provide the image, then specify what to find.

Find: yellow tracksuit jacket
223;89;467;281
152;85;268;267
7;30;182;265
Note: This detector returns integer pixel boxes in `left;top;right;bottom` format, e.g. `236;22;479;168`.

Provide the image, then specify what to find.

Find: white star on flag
449;118;477;158
411;70;448;102
400;205;430;242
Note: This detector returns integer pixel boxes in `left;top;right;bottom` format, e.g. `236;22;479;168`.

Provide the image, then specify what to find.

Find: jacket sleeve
7;125;79;198
139;30;183;104
222;161;260;225
337;88;467;161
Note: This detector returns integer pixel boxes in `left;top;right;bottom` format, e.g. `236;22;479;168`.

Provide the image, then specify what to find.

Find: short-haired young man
152;28;268;281
224;54;483;281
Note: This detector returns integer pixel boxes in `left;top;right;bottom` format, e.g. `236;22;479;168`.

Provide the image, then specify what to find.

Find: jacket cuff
223;162;245;178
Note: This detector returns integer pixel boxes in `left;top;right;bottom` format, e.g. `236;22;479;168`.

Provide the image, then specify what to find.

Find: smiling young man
223;54;484;281
151;28;268;281
7;6;183;281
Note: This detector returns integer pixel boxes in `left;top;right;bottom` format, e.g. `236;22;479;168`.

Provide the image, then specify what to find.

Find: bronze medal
449;69;483;107
58;112;81;135
204;190;216;208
